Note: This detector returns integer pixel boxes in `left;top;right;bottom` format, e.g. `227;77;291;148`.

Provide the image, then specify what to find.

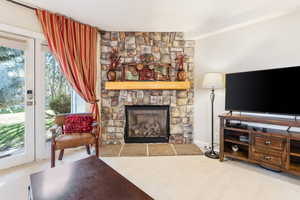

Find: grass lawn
0;118;54;153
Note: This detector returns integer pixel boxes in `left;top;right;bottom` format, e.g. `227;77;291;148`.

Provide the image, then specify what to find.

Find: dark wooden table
30;156;153;200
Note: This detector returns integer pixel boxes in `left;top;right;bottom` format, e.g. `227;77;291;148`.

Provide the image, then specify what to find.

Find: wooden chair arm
50;125;62;141
92;122;100;138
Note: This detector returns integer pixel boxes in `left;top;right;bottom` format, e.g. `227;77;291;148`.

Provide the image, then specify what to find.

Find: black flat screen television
225;66;300;115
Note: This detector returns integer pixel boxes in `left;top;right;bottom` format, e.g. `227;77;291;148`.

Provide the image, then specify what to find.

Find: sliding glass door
35;45;86;160
0;31;88;168
0;32;35;169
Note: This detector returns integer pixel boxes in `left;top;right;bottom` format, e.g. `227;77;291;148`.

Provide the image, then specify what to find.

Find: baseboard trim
193;140;209;151
193;140;220;152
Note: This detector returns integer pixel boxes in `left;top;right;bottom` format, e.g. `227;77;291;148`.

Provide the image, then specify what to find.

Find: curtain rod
6;0;36;10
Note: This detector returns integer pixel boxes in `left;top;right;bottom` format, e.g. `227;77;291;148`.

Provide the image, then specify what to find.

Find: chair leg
58;149;64;160
51;144;55;168
86;144;91;155
95;139;99;158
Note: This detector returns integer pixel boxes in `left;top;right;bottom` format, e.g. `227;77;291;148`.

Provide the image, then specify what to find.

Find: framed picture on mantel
122;64;139;81
139;66;155;81
154;64;170;81
121;63;170;81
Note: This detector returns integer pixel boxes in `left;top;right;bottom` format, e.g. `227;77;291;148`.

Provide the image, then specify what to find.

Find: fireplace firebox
125;105;170;143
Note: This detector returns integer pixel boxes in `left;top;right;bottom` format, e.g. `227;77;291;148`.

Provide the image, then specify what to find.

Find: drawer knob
265;140;272;145
263;156;272;161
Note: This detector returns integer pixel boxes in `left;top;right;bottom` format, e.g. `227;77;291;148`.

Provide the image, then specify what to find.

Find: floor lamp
202;73;224;159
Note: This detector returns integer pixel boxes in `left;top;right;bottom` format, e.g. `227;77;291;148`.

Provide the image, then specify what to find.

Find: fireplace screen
125;105;170;143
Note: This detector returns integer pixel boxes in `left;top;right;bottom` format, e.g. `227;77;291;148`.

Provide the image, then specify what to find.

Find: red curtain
35;9;99;121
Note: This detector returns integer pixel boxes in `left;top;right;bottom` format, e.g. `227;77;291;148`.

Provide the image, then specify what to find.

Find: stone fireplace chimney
100;32;194;144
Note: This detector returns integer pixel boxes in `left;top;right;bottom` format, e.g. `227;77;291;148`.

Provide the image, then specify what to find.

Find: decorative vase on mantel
107;48;121;81
107;70;116;81
176;55;186;81
177;70;186;81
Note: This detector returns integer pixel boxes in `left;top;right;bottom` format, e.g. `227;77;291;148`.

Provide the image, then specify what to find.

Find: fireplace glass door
125;105;170;143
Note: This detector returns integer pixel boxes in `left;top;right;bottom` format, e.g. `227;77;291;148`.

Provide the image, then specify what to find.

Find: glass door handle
26;101;34;106
26;90;34;106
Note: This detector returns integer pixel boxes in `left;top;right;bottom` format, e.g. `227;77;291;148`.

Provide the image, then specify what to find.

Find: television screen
225;66;300;115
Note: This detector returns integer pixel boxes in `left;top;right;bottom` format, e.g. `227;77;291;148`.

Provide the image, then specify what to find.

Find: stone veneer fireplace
100;31;195;144
125;105;170;143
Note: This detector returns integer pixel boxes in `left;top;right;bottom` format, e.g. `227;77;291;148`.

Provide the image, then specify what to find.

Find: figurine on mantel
107;48;121;81
176;55;186;81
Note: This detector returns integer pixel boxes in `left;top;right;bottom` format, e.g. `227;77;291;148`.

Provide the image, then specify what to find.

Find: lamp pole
211;88;215;153
202;72;224;159
205;88;219;159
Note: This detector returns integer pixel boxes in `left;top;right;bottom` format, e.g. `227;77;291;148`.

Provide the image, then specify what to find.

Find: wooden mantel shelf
105;81;191;90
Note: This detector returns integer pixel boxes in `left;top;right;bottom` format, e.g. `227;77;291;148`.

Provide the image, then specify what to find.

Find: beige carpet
100;143;203;157
1;149;300;200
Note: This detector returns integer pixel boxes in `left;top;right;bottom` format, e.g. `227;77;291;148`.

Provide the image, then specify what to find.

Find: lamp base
204;150;219;159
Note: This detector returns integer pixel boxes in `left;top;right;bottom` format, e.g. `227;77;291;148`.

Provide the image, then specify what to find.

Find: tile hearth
99;144;203;157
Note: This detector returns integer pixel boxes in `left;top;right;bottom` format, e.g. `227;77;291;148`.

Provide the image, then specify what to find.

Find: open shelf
224;127;250;134
224;128;249;147
290;163;300;174
224;137;249;146
290;155;300;174
290;151;300;157
224;151;249;161
290;133;300;141
290;140;300;157
224;142;249;161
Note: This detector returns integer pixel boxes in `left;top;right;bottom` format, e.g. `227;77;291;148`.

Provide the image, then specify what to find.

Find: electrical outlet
204;145;211;151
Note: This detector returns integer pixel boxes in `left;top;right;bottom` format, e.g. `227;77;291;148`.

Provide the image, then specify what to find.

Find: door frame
35;41;49;160
0;31;35;169
0;24;46;169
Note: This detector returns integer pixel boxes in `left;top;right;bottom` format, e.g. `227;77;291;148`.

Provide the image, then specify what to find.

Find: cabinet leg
219;154;224;162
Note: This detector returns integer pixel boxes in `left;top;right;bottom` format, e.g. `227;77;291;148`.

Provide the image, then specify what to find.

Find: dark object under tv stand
219;114;300;176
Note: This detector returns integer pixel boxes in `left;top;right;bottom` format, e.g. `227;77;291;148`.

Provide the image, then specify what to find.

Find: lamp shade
202;73;224;89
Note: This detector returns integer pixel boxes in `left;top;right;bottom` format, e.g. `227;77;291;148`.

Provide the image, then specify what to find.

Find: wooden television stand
219;114;300;176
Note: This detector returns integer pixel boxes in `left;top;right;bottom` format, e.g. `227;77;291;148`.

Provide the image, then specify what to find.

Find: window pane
0;46;25;158
44;52;71;141
71;91;87;113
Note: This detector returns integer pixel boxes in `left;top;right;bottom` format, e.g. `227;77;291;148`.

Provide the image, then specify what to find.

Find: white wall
194;10;300;145
0;0;41;33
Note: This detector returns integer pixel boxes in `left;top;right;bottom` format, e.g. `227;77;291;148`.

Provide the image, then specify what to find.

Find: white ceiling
20;0;300;39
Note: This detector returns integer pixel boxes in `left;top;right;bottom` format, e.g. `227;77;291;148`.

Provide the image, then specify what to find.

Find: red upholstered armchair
50;113;100;168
